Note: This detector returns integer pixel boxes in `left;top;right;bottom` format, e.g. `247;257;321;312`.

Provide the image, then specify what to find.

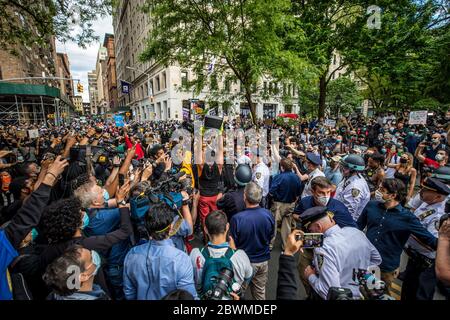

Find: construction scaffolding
0;82;74;126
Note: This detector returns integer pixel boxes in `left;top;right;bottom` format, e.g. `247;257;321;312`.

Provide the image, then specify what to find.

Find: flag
207;57;216;75
121;80;132;94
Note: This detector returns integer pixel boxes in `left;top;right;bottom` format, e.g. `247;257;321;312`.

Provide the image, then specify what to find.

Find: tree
288;0;367;118
341;0;450;112
326;77;363;117
140;0;310;123
0;0;112;50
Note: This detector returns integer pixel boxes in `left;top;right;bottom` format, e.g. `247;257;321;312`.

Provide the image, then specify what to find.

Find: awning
0;82;74;107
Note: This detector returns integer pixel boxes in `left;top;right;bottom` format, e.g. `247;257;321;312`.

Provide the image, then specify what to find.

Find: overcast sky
56;15;114;102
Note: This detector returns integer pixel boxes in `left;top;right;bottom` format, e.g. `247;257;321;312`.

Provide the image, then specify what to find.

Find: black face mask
400;158;408;164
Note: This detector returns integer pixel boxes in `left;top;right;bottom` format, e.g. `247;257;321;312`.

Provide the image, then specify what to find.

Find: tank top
199;163;221;197
394;170;410;189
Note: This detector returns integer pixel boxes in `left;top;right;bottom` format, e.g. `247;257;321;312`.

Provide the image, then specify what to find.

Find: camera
203;268;237;300
327;287;353;300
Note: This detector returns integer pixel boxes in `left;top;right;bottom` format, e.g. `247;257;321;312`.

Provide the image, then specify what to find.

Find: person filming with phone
297;206;381;300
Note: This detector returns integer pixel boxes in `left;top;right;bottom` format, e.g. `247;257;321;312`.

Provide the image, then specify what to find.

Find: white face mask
375;190;386;203
435;154;444;161
316;196;330;206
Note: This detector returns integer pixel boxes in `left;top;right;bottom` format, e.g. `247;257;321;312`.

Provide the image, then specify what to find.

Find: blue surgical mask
103;189;110;202
381;148;387;154
90;250;101;276
81;212;90;230
31;228;39;242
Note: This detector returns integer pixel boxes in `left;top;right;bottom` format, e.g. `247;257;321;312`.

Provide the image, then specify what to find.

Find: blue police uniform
294;196;356;228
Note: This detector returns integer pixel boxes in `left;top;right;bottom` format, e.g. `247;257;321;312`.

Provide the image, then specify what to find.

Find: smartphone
118;173;125;187
299;233;324;249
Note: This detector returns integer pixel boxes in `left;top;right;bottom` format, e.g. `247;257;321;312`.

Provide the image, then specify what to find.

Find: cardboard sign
409;111;428;125
16;130;27;138
324;119;336;127
28;129;39;139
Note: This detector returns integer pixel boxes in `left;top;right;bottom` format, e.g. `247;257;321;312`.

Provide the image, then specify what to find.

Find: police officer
217;164;252;221
253;155;270;208
407;165;450;210
299;153;325;199
299;207;382;300
402;178;450;300
334;155;371;221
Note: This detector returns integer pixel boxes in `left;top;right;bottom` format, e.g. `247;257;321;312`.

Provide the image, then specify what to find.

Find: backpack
200;246;235;299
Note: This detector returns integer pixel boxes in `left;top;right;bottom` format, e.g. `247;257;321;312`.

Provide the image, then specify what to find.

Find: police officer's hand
304;265;317;279
284;230;304;256
439;219;450;241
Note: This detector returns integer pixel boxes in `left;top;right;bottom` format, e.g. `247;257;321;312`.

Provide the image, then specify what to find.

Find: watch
118;199;127;206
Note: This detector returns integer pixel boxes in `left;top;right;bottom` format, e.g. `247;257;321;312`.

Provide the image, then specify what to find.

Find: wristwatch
118;199;127;206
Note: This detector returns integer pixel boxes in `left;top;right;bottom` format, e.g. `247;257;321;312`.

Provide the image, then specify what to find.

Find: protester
1;110;450;302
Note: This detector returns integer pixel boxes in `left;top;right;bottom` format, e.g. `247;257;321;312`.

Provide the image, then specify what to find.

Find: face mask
336;139;342;143
31;228;39;242
400;158;408;164
375;190;386;203
435;154;444;161
103;189;110;202
90;250;101;276
432;138;440;144
81;212;90;230
381;148;387;154
316;196;330;206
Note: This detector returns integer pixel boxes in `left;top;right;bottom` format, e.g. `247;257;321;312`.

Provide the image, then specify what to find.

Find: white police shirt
406;200;445;259
335;174;371;221
253;162;270;197
301;168;325;199
407;189;450;211
308;225;382;300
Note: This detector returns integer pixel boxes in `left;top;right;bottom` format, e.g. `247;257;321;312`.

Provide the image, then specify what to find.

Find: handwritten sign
28;129;39;139
324;119;336;127
409;111;428;125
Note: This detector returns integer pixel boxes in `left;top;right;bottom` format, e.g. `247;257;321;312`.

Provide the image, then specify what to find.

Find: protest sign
28;129;39;139
408;111;428;125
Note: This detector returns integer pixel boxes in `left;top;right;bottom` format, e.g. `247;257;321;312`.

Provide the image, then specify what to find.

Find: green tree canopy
140;0;313;123
0;0;112;50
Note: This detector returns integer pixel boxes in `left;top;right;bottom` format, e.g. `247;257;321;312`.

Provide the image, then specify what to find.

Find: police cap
422;177;450;196
299;206;334;230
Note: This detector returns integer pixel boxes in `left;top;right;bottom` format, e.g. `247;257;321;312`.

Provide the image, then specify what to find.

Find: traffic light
77;82;84;93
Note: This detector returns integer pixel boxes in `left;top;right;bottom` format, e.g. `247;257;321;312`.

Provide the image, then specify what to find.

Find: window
283;83;287;95
210;75;218;91
224;77;231;92
162;72;167;89
181;70;188;87
155;76;160;91
263;81;267;94
333;54;336;65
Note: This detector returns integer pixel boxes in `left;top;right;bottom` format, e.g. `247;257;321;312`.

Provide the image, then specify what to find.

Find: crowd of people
0;110;449;301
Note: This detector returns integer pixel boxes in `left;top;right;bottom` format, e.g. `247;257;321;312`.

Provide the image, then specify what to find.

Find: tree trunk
318;74;327;118
245;90;256;125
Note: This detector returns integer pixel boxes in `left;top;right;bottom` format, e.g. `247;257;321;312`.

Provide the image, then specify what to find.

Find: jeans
106;265;124;300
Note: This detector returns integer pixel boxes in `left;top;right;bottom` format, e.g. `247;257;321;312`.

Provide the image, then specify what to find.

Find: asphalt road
192;232;408;300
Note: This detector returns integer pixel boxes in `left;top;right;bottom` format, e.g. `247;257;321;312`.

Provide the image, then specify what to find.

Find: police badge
352;188;360;197
256;172;262;180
